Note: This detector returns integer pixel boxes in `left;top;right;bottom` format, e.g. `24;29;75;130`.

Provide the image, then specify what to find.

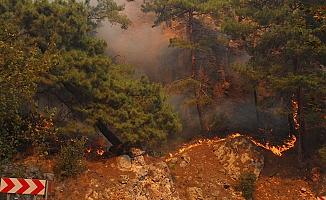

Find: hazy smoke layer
93;0;288;147
95;0;188;84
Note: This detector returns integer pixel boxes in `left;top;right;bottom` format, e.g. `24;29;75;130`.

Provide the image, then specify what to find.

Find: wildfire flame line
86;147;105;156
292;97;300;130
166;133;297;162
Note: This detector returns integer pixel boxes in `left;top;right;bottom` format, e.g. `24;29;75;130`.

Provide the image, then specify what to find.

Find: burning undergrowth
166;132;297;162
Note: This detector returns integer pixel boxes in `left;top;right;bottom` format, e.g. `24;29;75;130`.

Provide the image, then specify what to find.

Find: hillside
3;135;324;200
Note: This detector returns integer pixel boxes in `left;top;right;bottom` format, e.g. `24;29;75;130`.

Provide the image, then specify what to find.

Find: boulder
212;136;264;180
117;155;132;171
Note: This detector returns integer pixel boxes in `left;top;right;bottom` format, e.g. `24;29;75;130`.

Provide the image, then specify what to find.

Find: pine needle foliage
1;0;181;154
54;137;86;180
236;172;257;200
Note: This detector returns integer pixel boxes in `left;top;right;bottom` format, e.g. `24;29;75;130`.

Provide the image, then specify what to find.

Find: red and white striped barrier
317;196;326;200
0;178;47;195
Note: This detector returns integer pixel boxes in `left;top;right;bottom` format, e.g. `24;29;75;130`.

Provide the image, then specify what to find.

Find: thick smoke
93;0;288;148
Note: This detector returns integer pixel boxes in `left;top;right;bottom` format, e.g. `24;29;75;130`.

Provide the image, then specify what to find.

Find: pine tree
142;0;228;134
0;0;182;153
222;0;326;160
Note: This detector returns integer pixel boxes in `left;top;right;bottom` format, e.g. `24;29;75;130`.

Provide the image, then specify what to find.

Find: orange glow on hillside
166;133;297;162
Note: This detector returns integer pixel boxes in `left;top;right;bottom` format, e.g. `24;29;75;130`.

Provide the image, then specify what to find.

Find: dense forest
0;0;325;172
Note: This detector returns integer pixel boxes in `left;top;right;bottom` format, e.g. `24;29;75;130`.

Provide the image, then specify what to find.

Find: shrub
209;112;229;134
317;147;326;163
54;137;86;180
236;172;257;200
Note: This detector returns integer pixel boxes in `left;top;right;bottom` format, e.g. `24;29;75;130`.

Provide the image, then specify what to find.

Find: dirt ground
20;138;325;200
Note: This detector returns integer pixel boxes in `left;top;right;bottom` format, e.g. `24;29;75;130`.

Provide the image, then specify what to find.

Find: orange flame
86;148;92;153
166;133;296;162
292;96;300;130
248;134;296;156
96;149;105;156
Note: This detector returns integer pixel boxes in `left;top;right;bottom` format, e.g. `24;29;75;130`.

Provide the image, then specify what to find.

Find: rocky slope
1;135;325;200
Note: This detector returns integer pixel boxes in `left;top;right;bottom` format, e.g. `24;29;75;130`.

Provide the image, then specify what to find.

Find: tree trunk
253;36;260;125
293;54;305;163
96;119;123;146
297;86;306;157
188;10;209;134
195;88;208;134
62;82;124;147
254;90;260;124
189;10;195;77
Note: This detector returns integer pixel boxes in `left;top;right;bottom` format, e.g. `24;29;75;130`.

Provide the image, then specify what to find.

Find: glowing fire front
292;97;300;130
86;147;105;156
166;133;297;162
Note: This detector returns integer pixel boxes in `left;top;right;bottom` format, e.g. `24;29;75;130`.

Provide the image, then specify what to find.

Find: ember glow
96;149;105;156
86;148;92;153
85;147;105;156
166;133;297;161
292;97;300;130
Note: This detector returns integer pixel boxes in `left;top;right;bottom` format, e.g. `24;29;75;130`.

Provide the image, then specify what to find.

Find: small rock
133;155;146;166
130;148;145;157
44;173;55;181
300;187;307;193
181;153;191;163
170;157;178;164
118;175;129;184
133;165;149;179
117;155;132;171
180;161;188;168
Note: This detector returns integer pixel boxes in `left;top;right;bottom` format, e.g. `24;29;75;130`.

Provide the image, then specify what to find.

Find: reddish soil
20;139;324;200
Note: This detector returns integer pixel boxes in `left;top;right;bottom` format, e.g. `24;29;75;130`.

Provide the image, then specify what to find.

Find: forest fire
292;97;300;129
96;149;105;156
85;148;105;156
166;133;297;161
248;134;297;156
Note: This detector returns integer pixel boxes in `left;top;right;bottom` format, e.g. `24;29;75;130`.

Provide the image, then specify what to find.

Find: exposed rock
132;154;146;166
212;136;264;180
118;175;129;184
187;187;204;200
130;148;146;157
97;156;179;199
44;173;55;181
133;165;149;180
117;155;132;171
170;157;178;164
181;153;191;163
180;160;188;168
